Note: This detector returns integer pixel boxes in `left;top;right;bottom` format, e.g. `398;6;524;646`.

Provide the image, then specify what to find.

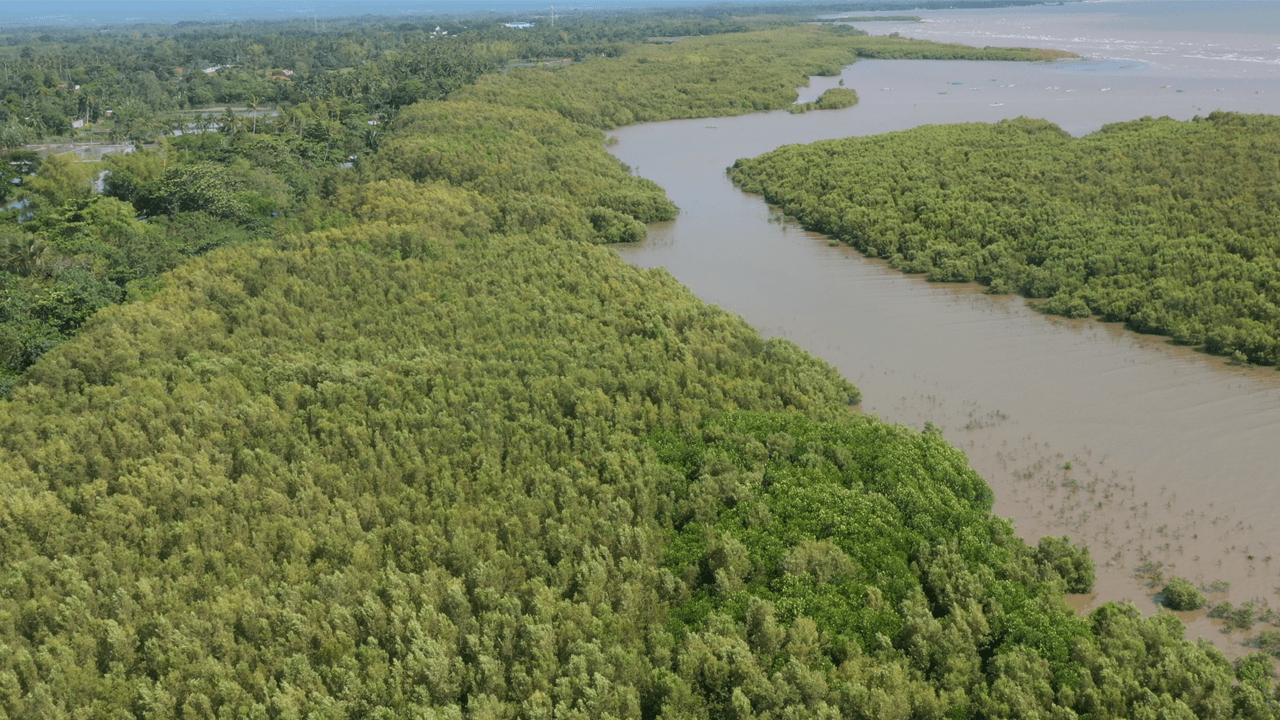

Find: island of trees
1;4;1278;718
730;115;1280;365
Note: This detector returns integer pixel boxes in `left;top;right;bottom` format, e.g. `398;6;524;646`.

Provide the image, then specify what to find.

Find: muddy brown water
608;57;1280;655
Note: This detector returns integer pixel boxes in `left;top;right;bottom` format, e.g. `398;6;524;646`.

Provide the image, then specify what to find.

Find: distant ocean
842;0;1280;78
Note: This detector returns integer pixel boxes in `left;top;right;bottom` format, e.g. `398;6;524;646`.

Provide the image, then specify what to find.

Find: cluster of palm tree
0;232;50;278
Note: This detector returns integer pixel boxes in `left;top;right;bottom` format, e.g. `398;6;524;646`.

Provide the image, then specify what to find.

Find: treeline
2;15;1278;718
841;35;1077;61
0;22;1063;387
0;24;494;142
455;26;1068;129
0;8;789;144
731;114;1280;365
0;0;1070;145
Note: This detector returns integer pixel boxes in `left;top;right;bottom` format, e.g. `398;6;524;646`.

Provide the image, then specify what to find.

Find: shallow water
609;43;1280;653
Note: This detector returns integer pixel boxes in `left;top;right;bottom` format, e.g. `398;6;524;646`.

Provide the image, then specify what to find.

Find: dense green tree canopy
0;13;1275;718
2;204;1272;718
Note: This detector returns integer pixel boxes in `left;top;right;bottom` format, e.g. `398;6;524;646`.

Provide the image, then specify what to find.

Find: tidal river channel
608;40;1280;654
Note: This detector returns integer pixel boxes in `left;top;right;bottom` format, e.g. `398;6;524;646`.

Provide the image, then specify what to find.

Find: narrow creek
608;57;1280;655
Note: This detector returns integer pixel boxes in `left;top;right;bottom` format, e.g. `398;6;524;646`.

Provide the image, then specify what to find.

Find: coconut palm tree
247;95;259;134
78;90;98;124
220;106;239;136
0;233;52;278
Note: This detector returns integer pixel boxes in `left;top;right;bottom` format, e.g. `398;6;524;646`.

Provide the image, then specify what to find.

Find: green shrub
1258;629;1280;657
814;86;858;110
1209;601;1257;630
1159;576;1205;610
